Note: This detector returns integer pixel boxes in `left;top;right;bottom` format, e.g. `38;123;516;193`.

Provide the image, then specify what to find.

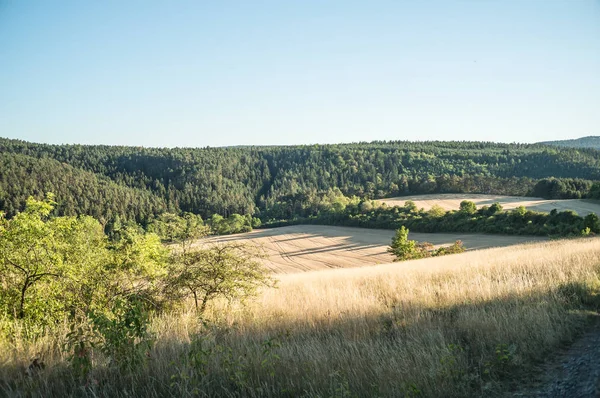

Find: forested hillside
2;138;600;224
0;152;168;224
540;136;600;149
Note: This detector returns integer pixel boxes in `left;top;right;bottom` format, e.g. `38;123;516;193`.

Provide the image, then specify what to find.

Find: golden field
204;225;547;273
2;237;600;397
377;193;600;216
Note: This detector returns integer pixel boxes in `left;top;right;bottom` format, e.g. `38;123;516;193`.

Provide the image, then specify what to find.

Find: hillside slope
3;137;600;220
0;152;168;224
540;136;600;149
204;225;546;273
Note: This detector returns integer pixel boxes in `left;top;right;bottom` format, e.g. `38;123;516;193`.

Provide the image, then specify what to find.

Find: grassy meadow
2;238;600;397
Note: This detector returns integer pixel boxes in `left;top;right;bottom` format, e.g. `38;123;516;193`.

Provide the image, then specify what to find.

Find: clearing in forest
205;225;547;273
377;193;600;216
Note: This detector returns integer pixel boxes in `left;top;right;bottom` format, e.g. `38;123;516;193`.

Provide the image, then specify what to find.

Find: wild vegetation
3;138;600;228
265;196;600;238
378;193;600;216
3;138;600;396
0;195;273;393
388;226;465;261
2;236;600;397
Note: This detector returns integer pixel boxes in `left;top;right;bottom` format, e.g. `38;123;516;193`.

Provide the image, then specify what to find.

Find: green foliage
541;136;600;149
428;204;446;218
64;321;96;382
533;177;593;199
327;371;354;398
0;194;170;330
433;240;466;256
148;212;209;257
483;344;516;378
5;137;600;225
400;382;423;397
0;194;109;322
459;200;477;214
168;243;275;314
404;201;418;213
0;152;167;225
264;190;593;238
440;344;466;382
388;227;465;262
148;212;205;243
110;226;169;286
589;182;600;199
87;297;154;371
512;206;527;217
0;194;63;320
387;227;419;261
64;299;156;381
584;213;600;234
187;332;213;378
488;202;503;214
209;213;253;235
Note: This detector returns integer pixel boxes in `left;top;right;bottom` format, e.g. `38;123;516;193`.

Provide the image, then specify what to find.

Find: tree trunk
192;290;198;312
18;279;29;319
199;294;210;315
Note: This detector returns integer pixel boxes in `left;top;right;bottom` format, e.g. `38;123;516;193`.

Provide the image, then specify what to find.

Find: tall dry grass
2;238;600;397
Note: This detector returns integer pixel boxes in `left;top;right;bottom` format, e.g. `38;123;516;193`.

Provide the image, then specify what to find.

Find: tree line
2;138;600;227
263;195;600;238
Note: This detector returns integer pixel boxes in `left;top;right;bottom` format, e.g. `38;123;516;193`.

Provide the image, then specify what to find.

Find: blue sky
1;1;599;147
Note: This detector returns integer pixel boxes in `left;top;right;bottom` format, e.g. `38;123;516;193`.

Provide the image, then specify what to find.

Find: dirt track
205;225;547;274
377;194;600;216
509;316;600;398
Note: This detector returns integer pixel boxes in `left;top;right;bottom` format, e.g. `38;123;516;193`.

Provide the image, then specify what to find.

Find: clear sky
1;1;599;148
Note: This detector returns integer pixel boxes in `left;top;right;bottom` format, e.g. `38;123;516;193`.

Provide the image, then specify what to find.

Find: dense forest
2;137;600;228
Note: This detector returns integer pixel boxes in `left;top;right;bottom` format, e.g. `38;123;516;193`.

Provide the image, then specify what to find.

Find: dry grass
377;193;600;216
2;238;600;397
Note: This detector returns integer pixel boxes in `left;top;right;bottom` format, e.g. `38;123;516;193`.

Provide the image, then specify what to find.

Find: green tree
149;212;208;252
387;226;419;261
404;201;418;213
149;212;187;242
108;226;169;308
52;214;110;318
168;243;274;314
488;202;503;214
584;213;600;234
0;194;62;319
459;200;477;214
428;204;446;218
512;206;527;217
210;214;226;234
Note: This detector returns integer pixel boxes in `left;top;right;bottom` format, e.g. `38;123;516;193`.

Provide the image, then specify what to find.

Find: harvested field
204;225;547;273
377;193;600;216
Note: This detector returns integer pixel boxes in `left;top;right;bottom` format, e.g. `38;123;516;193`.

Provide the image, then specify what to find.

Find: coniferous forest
2;137;600;236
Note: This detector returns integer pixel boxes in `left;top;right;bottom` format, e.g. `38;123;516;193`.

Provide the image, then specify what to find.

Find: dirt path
510;317;600;398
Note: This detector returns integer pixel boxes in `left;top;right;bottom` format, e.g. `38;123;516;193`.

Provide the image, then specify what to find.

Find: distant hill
4;137;600;224
539;136;600;149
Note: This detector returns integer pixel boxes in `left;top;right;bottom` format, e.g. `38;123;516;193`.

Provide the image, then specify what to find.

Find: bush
388;227;467;261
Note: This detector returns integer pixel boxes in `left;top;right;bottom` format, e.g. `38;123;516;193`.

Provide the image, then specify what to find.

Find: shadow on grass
1;281;599;398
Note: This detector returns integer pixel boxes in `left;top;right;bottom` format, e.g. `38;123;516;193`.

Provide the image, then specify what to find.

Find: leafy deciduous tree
168;243;274;314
